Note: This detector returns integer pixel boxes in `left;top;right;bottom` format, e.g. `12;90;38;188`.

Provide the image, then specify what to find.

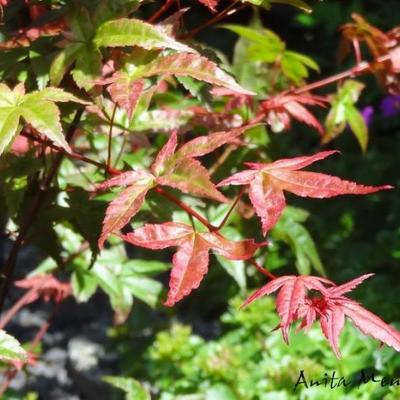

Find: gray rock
68;337;104;371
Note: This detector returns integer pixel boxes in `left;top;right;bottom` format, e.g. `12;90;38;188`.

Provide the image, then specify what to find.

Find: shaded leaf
197;0;218;12
262;94;327;134
157;157;227;202
273;206;325;275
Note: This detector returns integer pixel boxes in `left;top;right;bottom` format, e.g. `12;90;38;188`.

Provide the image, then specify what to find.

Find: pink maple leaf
243;273;400;358
122;222;265;306
98;126;251;248
218;150;393;235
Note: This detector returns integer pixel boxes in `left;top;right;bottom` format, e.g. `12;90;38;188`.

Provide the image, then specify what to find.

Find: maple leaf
218;150;393;235
106;74;145;119
243;273;400;358
306;274;400;357
98;126;250;248
197;0;218;12
339;14;400;95
97;170;156;249
0;84;88;156
15;274;71;303
261;94;327;135
323;80;369;151
152;127;249;202
0;330;27;365
132;53;254;96
241;275;335;342
122;222;265;306
96;52;254;117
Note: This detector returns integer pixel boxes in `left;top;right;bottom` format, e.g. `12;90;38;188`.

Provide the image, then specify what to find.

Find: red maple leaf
97;169;156;249
197;0;218;12
98;126;249;248
106;74;145;119
261;94;328;135
15;274;71;303
218;150;393;235
242;275;335;342
243;273;400;358
122;222;265;306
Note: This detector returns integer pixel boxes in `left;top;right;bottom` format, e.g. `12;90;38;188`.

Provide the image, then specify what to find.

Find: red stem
293;54;391;95
148;0;175;23
106;104;117;174
0;288;36;330
155;187;215;230
180;2;247;40
212;187;245;231
249;258;276;280
352;38;362;65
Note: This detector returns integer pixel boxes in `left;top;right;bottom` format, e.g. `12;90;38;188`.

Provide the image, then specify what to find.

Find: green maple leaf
0;83;88;156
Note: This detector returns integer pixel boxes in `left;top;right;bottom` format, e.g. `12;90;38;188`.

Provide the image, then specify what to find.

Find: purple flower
361;105;375;127
380;95;400;117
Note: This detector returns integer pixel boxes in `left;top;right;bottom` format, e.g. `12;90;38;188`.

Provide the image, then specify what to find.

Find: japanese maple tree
0;0;399;392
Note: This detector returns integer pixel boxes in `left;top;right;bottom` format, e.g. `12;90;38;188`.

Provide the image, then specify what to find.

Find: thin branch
20;131;110;172
352;38;362;65
148;0;175;23
180;2;246;40
107;104;117;174
0;109;84;313
209;144;235;176
293;54;391;96
154;187;215;230
212;187;245;231
0;288;37;330
248;258;276;280
114;136;127;168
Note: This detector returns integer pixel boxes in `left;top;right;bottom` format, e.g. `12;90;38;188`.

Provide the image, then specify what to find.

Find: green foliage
324;80;368;151
0;330;27;364
271;206;325;275
110;295;400;399
224;23;318;88
0;84;86;154
103;376;151;400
